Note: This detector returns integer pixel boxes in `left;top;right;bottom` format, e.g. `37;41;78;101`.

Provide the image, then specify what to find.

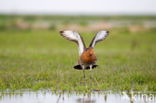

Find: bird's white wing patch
89;31;109;48
60;30;86;55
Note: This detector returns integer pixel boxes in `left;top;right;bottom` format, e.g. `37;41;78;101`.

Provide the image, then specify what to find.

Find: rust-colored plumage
79;48;96;65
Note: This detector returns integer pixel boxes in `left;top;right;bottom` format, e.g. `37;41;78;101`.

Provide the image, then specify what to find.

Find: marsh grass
0;28;156;92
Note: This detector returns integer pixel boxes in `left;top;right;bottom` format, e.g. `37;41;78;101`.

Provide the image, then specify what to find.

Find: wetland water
0;90;155;103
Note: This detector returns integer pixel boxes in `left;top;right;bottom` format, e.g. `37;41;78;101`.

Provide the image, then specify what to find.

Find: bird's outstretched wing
89;31;109;48
60;30;86;55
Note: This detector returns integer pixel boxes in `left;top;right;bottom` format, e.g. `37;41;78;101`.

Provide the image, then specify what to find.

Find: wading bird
60;30;109;78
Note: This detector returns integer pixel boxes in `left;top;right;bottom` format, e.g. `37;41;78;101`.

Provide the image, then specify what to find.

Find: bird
60;30;109;78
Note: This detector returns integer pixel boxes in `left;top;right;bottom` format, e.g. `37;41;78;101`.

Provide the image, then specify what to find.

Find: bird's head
86;48;96;57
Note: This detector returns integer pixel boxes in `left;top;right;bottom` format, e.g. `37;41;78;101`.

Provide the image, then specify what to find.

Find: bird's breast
79;50;97;65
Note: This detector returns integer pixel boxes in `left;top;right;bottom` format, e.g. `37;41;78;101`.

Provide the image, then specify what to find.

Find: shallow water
0;90;156;103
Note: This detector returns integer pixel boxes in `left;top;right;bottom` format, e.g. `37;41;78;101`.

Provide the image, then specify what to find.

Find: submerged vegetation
0;15;156;92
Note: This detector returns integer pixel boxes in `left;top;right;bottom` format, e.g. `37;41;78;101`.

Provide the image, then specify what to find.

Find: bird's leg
89;65;93;86
82;65;85;79
89;65;93;79
82;65;87;87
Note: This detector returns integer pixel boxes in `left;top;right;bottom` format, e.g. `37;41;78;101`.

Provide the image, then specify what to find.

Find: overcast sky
0;0;156;15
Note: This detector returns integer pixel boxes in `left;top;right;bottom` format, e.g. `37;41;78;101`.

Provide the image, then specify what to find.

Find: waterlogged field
0;28;156;92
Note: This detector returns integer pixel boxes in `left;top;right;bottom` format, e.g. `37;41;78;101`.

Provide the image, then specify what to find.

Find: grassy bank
0;28;156;92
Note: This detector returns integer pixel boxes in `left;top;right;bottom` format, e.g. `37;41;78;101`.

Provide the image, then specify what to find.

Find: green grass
0;28;156;92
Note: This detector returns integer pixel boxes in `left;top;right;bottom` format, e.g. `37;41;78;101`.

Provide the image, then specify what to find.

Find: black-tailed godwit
60;30;109;78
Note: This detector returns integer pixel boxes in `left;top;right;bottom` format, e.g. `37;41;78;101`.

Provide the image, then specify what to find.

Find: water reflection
0;90;156;103
76;94;96;103
76;98;95;103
